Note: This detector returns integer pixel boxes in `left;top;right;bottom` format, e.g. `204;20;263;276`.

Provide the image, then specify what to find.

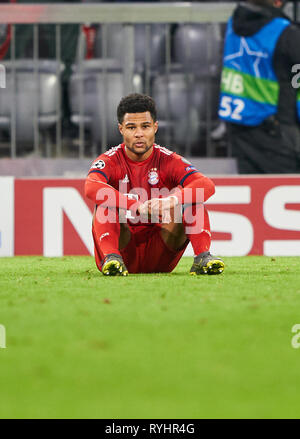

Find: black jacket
231;3;300;126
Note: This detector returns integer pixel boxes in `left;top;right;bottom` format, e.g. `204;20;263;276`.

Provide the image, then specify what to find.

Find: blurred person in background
218;0;300;173
0;0;16;60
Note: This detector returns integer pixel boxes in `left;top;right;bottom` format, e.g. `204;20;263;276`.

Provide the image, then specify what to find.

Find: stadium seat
173;23;223;77
80;23;166;73
0;60;64;150
69;59;143;148
134;24;166;72
152;69;199;150
152;67;220;154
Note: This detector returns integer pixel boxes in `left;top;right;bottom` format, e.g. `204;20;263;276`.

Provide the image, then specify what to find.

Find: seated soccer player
85;93;225;276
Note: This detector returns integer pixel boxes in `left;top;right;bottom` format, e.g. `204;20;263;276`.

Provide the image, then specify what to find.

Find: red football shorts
94;224;189;274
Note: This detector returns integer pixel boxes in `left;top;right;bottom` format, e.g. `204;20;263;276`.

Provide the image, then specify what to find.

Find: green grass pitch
0;255;300;419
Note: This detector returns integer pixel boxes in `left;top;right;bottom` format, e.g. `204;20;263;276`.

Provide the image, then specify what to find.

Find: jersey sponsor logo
91;159;105;170
148;168;159;185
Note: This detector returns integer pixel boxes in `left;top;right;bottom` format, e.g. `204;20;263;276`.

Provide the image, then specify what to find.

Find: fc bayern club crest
148;168;159;185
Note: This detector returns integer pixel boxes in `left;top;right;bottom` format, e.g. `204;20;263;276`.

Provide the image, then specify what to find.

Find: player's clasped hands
137;196;178;224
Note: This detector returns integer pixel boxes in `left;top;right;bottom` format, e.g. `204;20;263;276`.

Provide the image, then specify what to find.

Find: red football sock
183;204;211;256
92;206;121;263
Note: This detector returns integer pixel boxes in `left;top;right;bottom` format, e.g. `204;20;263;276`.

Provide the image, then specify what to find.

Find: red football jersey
85;143;214;225
90;143;199;194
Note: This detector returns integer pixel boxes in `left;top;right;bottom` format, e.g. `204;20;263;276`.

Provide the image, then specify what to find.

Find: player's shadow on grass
80;270;191;278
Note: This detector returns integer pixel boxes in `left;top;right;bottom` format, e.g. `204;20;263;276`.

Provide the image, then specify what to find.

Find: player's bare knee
160;223;187;251
119;223;131;250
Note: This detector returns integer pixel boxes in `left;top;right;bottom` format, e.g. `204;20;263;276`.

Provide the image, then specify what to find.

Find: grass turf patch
0;256;300;418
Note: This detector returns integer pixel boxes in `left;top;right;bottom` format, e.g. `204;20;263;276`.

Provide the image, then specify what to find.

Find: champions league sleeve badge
148;168;159;185
91;159;105;170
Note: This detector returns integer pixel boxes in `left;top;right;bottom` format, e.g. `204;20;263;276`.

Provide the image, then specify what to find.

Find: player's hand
137;196;179;223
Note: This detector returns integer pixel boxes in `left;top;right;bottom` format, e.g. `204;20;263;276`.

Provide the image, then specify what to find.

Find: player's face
118;112;158;161
272;0;283;6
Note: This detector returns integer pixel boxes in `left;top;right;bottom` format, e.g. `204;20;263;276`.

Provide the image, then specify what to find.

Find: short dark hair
117;93;157;123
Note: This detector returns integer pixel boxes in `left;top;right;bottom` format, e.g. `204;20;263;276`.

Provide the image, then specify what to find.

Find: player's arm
138;155;215;217
168;153;215;203
85;158;141;213
138;173;214;218
171;171;215;205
